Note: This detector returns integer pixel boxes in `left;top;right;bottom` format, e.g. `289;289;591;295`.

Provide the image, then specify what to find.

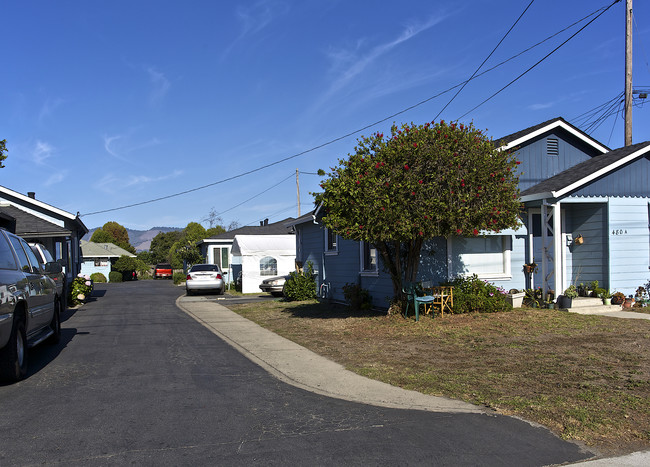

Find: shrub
90;272;107;283
109;271;123;283
563;284;578;299
173;271;186;285
69;274;93;306
342;283;372;310
283;262;317;302
443;274;511;314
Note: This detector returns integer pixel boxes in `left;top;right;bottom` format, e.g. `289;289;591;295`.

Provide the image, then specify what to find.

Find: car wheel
47;299;61;345
0;318;27;382
186;289;192;296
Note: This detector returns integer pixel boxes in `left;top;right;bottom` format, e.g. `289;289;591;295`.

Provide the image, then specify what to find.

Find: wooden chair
402;282;435;321
425;285;454;317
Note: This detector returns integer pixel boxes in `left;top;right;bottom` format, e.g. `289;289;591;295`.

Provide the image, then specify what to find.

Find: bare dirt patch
226;300;650;456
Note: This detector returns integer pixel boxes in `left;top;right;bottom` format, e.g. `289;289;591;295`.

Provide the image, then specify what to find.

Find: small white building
231;234;296;294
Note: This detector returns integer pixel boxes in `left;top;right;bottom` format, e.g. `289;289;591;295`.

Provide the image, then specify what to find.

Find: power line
434;0;535;120
81;2;617;218
458;0;622;120
214;172;294;218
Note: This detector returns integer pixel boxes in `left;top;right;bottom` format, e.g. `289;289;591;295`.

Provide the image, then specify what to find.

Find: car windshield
156;264;171;269
190;265;219;272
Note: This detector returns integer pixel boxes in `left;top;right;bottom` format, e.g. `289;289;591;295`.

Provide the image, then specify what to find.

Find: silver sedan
185;264;225;295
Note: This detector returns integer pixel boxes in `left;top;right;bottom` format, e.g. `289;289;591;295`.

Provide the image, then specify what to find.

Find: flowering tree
314;120;522;301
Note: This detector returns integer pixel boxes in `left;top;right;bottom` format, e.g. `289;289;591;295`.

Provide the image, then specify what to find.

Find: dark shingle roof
0;205;71;237
495;116;610;152
521;141;650;198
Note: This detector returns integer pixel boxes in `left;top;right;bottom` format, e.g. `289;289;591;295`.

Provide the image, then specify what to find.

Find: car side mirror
45;261;63;274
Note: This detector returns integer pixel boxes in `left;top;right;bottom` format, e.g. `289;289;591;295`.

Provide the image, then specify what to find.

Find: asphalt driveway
0;281;593;465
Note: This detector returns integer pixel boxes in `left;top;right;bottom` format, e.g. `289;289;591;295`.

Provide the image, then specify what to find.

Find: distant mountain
83;226;182;252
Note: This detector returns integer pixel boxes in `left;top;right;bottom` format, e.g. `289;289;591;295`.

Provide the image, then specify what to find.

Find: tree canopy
149;230;183;264
90;221;136;254
0;139;7;168
314;120;522;300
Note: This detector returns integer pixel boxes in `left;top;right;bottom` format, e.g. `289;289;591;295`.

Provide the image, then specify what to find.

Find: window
325;228;338;254
360;242;378;274
260;256;277;276
450;235;511;279
0;234;17;270
221;248;229;269
94;259;102;267
9;236;39;274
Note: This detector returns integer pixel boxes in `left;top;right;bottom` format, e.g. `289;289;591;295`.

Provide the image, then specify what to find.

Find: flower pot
623;298;635;309
506;292;525;308
558;295;573;309
603;298;611;306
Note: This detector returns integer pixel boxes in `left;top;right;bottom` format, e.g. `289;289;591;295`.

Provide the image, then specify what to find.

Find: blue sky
2;0;649;232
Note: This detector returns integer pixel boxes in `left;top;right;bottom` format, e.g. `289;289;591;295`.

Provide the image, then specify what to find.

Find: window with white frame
450;235;511;279
325;228;338;254
360;241;378;274
260;256;277;276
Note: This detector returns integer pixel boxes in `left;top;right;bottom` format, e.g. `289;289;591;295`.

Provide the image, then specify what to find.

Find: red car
153;263;173;279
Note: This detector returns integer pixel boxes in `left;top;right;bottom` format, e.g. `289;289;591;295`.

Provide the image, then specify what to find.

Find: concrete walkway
176;295;650;466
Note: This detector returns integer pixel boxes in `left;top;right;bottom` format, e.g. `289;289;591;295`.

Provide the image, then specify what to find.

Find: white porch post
541;203;548;297
541;200;561;299
553;200;562;300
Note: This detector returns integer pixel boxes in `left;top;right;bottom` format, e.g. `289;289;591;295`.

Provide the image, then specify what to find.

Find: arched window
260;256;277;276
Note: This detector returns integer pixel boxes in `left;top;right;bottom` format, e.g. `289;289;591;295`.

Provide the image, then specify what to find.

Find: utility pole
296;168;301;217
624;0;633;146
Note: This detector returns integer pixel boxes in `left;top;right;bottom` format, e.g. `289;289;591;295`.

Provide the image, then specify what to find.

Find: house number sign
611;229;628;235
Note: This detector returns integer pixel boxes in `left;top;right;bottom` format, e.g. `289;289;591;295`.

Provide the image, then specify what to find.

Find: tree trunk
377;239;425;303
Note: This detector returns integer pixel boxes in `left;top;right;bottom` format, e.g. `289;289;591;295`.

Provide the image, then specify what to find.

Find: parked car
0;229;60;382
186;264;225;295
29;242;66;310
259;275;289;297
153;263;173;279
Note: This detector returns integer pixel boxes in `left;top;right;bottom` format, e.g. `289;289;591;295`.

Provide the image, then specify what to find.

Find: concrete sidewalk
176;295;650;466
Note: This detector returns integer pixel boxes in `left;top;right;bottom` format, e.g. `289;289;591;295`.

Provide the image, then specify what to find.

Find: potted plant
611;291;625;305
506;289;526;308
523;262;538;275
635;286;647;305
589;280;599;297
559;285;578;308
623;295;635;309
600;289;612;306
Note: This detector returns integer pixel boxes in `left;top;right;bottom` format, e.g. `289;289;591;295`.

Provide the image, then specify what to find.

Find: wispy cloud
96;170;184;194
38;97;65;123
528;102;555;111
45;170;67;187
146;67;171;106
103;133;161;163
313;14;449;110
32;140;54;165
221;0;289;59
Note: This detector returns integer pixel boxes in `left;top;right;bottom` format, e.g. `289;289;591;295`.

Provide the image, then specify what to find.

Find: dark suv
0;229;60;382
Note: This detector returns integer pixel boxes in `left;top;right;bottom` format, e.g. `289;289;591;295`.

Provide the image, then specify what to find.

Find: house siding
571;156;650;198
607;198;650;295
514;132;600;191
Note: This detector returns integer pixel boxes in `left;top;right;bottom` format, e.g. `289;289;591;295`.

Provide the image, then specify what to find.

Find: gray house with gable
291;117;650;308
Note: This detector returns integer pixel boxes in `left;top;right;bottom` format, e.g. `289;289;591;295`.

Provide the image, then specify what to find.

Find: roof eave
498;120;609;153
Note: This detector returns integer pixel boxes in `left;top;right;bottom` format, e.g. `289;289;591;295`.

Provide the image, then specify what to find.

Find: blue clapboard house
289;118;650;308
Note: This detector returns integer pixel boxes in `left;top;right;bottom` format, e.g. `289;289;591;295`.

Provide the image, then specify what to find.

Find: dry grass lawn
226;300;650;457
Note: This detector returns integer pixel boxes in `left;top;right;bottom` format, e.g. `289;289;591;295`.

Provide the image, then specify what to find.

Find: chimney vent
27;192;36;199
264;218;269;226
